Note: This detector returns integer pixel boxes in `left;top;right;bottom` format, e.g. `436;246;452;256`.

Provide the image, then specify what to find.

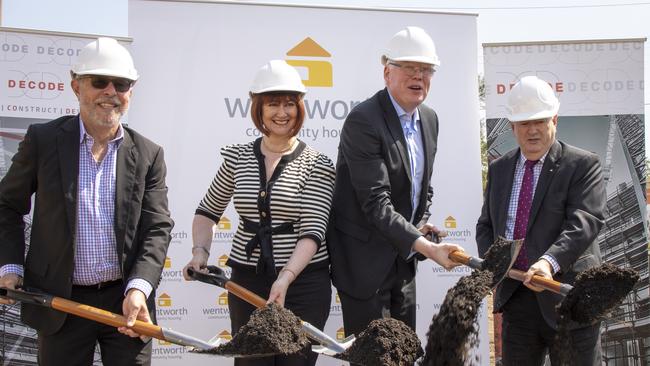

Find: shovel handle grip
51;297;165;339
449;251;471;265
224;281;267;308
507;269;565;294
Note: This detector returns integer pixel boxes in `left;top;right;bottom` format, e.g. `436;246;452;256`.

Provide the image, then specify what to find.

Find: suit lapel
379;89;412;184
114;129;137;261
57;117;80;241
527;141;562;232
496;150;518;236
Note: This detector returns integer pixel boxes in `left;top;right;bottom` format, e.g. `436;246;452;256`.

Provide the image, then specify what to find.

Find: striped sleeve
297;153;335;249
195;145;238;223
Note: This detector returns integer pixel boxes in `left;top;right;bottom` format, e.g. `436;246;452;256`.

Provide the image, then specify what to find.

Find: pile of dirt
420;270;493;366
554;263;639;365
337;318;423;365
198;303;310;357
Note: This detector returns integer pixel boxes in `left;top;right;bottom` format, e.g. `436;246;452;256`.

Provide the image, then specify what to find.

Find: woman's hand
267;269;295;306
182;247;210;280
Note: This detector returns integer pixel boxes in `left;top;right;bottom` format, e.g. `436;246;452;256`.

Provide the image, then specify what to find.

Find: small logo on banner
157;339;172;346
444;216;457;229
218;217;232;231
218;330;232;341
286;37;332;87
218;292;229;306
164;257;172;268
158;293;172;307
336;327;346;341
335;293;340;304
218;254;229;268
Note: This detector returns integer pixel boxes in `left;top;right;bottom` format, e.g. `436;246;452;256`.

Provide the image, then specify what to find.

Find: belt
73;279;123;290
242;217;294;276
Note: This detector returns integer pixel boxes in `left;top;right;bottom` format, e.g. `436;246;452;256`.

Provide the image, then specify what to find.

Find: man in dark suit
0;37;173;365
476;76;605;366
328;26;463;337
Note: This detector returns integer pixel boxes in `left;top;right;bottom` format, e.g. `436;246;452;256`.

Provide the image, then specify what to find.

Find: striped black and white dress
195;138;335;272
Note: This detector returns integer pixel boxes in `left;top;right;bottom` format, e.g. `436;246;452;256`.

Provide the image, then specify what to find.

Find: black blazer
328;88;438;299
476;140;605;327
0;115;174;335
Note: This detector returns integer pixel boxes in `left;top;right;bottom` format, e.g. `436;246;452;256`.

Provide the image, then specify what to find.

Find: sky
2;0;649;150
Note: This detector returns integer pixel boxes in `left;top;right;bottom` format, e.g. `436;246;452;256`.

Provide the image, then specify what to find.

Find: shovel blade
311;335;356;356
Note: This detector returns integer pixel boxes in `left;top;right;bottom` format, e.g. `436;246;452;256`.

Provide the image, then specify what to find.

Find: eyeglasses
78;76;135;93
388;62;435;78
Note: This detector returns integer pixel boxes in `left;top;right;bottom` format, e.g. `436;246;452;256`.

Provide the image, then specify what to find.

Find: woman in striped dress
183;60;335;366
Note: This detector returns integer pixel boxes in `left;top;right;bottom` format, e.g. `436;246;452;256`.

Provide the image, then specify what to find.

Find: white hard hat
506;76;560;122
71;37;139;81
249;60;306;94
381;26;440;68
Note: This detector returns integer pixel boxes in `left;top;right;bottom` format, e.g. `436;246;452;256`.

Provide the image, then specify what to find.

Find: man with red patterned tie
476;75;606;366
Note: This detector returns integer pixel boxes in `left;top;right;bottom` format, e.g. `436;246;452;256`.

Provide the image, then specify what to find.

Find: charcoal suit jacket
476;140;605;328
328;88;438;299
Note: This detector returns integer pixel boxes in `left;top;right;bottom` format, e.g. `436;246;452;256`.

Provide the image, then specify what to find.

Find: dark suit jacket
328;88;438;299
0;115;174;335
476;140;605;328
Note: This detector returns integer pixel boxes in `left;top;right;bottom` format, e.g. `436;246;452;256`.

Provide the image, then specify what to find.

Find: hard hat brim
508;107;559;123
382;55;440;67
250;84;307;94
73;68;139;81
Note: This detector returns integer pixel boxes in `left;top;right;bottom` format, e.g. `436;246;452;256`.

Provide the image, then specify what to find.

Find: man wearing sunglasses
328;26;464;338
0;37;173;365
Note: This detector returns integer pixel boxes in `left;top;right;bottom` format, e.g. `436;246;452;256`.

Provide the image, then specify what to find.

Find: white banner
485;40;645;117
129;1;484;364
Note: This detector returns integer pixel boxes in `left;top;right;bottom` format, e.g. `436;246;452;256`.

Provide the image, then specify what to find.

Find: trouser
229;265;331;366
339;257;416;338
38;282;151;366
502;285;601;366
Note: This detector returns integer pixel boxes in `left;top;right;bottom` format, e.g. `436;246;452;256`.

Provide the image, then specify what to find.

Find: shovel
449;250;574;295
0;286;219;350
187;266;355;356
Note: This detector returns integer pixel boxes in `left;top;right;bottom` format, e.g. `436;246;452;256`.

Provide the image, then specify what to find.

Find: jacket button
261;212;267;217
260;191;266;197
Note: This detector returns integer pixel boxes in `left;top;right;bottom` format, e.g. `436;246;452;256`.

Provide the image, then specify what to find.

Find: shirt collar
79;117;124;145
387;90;420;130
518;150;549;166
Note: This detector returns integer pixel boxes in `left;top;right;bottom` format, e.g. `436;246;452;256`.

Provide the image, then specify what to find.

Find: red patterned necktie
512;159;538;270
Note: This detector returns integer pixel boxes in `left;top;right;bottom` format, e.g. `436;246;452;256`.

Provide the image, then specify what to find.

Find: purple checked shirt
0;119;152;297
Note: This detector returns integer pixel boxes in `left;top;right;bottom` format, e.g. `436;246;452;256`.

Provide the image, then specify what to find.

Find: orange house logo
164;257;172;269
217;254;229;268
335;292;340;304
444;216;457;229
218;217;231;231
336;327;346;341
157;293;172;307
286;37;332;87
157;339;172;346
218;292;229;306
218;330;232;341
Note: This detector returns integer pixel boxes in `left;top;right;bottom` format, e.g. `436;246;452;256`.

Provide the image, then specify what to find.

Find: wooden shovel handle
449;250;472;265
225;281;267;308
507;269;564;294
51;297;164;339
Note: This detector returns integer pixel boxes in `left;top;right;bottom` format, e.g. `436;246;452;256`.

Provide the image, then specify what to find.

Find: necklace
262;138;297;154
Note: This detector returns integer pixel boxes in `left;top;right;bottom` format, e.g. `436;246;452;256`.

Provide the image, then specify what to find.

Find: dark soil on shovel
336;317;423;365
482;236;516;286
554;263;639;365
197;303;310;357
420;270;493;366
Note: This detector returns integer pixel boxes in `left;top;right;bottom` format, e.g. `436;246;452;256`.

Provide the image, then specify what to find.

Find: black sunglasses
79;76;134;93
